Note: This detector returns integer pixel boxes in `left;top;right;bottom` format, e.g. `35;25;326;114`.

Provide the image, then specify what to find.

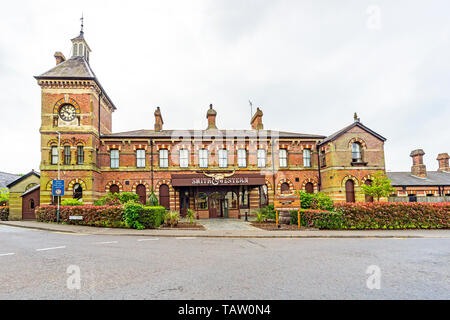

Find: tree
0;188;9;204
361;172;395;202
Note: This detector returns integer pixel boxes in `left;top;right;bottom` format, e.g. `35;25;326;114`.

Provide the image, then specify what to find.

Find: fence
389;196;450;203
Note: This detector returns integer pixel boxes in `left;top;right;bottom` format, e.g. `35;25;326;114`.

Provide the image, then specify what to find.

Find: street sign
52;180;65;196
69;216;83;220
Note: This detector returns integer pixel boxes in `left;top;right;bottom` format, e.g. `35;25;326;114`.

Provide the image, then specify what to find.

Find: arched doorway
305;182;314;194
109;184;120;194
345;180;355;203
365;179;374;202
73;183;83;200
136;184;146;205
159;184;170;210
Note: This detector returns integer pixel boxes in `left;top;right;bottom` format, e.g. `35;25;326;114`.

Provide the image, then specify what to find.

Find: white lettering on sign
192;177;249;186
69;216;83;220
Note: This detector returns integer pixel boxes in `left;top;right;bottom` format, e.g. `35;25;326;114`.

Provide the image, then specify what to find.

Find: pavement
0;224;449;299
1;220;449;238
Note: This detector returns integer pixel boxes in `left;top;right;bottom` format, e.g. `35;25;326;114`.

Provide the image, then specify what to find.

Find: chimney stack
206;104;217;130
251;107;264;130
154;107;163;132
410;149;426;177
437;153;449;172
54;52;66;65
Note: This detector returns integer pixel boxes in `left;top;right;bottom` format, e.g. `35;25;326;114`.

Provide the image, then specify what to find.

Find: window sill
351;161;368;167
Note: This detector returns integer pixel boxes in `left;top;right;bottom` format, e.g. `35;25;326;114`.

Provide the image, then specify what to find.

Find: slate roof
0;172;21;189
102;129;326;139
387;171;450;187
6;170;40;189
35;56;116;110
319;121;386;146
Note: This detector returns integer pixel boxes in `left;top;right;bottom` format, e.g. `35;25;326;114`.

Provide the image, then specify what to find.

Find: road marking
176;237;197;240
94;241;119;245
0;253;15;257
51;232;88;236
36;246;66;251
137;238;159;242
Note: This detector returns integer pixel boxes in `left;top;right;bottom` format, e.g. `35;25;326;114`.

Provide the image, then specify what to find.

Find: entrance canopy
171;173;266;187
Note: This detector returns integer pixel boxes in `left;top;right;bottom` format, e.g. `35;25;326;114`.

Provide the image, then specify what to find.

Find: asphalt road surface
0;225;448;300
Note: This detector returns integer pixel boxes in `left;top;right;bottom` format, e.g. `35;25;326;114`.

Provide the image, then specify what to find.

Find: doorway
209;192;223;218
179;188;190;217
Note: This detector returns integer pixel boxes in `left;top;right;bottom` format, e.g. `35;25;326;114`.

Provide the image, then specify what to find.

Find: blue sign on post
52;180;65;196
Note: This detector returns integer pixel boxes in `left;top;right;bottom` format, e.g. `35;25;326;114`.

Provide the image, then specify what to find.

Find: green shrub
61;199;83;206
94;192;140;206
186;209;196;224
0;206;9;221
298;191;334;211
255;210;267;223
260;204;276;220
36;205;124;226
148;191;159;206
164;211;180;227
123;202;165;230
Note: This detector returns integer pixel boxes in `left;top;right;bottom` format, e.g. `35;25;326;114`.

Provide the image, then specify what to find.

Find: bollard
245;211;248;221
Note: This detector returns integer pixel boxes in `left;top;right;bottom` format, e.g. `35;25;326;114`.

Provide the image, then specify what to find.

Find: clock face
59;104;76;122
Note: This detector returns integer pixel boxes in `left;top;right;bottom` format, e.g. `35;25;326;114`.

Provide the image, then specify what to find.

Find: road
0;225;448;299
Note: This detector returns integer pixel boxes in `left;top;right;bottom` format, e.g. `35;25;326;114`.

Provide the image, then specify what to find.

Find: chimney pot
54;52;66;65
437;153;449;172
154;107;163;132
251;107;264;130
410;149;426;177
206;104;217;130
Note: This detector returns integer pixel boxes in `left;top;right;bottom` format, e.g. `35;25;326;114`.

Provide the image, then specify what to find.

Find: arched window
136;184;146;205
303;149;311;167
73;183;83;200
259;185;269;206
73;43;78;56
352;143;362;162
109;184;120;194
345;180;355;203
159;184;170;209
280;182;290;194
365;179;374;202
305;182;314;194
225;192;238;209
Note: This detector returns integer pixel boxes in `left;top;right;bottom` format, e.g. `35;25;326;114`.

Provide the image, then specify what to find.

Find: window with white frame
257;149;266;168
136;149;146;168
51;146;58;165
279;149;288;168
110;149;119;169
218;149;228;168
303;149;311;167
199;149;208;168
179;149;189;168
159;149;169;168
352;142;362;162
237;149;247;167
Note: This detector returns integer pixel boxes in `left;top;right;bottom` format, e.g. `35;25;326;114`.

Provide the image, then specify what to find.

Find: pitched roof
35;56;116;110
6;170;40;189
387;171;450;187
20;184;41;197
319;121;386;146
0;172;21;189
101;129;326;139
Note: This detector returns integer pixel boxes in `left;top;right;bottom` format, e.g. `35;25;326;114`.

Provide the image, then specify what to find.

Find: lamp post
56;131;61;223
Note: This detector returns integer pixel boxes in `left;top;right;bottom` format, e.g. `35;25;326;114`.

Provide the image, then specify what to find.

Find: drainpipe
316;144;322;191
150;138;154;189
98;90;103;136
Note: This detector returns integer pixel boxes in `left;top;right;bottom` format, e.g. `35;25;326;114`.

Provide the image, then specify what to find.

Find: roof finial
354;112;360;122
80;13;84;34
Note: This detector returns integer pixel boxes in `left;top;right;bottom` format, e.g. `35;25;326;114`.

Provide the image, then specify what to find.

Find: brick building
34;29;388;219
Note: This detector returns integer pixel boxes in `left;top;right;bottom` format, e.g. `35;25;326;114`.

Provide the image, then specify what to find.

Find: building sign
171;173;265;187
52;180;65;196
274;194;301;211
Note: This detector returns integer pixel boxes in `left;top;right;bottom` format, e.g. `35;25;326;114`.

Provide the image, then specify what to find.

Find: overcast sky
0;0;449;174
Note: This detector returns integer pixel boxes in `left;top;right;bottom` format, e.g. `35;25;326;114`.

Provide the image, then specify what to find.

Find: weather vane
80;13;84;33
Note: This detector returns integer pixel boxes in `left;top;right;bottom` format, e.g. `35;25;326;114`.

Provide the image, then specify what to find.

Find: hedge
36;205;125;228
335;202;450;230
0;206;9;221
123;202;166;230
290;209;344;229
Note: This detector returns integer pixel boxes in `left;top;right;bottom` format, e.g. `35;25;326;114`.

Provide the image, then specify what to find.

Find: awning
171;173;266;187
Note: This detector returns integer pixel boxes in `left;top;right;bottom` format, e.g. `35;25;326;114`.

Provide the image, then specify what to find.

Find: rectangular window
321;150;326;167
237;149;247;168
179;149;189;168
64;146;71;165
77;146;84;165
136;149;146;168
159;149;169;168
257;149;266;168
303;149;311;167
51;146;58;165
219;149;228;168
199;149;208;168
279;149;288;168
110;149;119;169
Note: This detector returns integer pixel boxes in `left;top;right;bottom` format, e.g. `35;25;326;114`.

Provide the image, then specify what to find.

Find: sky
0;0;449;174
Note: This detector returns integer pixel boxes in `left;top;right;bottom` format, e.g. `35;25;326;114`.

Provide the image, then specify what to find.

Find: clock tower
35;26;116;205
